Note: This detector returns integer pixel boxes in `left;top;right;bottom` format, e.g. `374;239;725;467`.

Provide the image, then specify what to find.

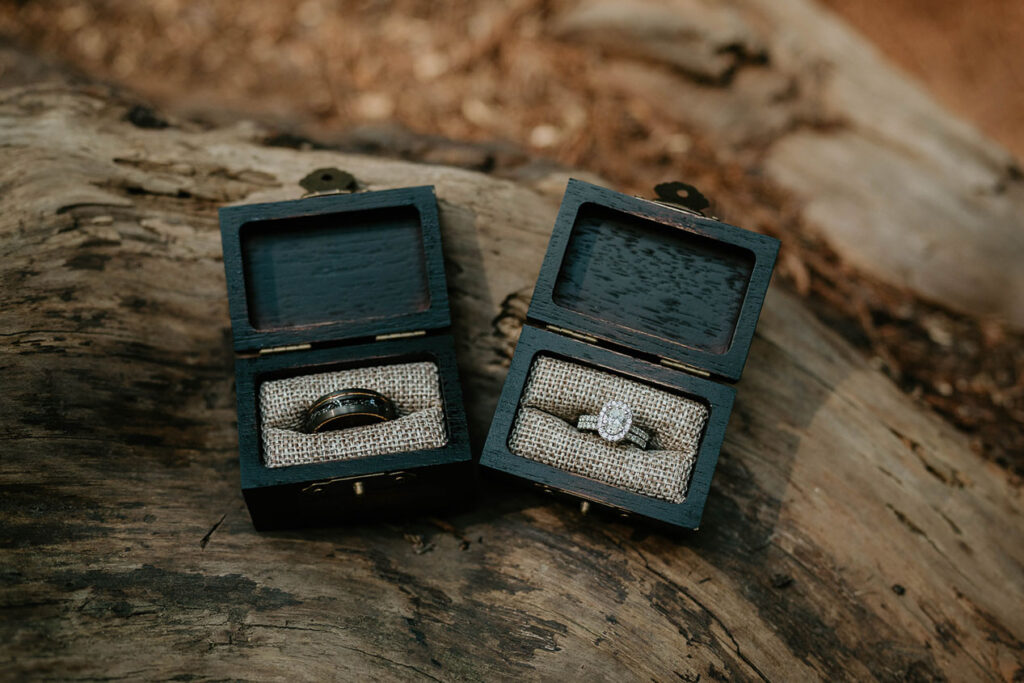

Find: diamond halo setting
575;399;651;449
597;400;633;442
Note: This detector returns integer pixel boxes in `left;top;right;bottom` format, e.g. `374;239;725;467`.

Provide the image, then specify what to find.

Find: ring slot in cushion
259;361;447;467
508;356;708;503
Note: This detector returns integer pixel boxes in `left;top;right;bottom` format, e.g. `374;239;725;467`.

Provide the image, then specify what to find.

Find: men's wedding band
304;388;396;433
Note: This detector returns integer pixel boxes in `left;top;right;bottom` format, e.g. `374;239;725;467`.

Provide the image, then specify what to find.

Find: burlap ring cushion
508;356;709;503
259;361;447;468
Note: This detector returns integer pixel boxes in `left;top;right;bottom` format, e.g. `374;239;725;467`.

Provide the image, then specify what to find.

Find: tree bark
0;84;1021;681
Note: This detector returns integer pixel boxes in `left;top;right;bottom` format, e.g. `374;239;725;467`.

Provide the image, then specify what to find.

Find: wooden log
7;0;1023;329
556;0;1024;330
0;84;1021;681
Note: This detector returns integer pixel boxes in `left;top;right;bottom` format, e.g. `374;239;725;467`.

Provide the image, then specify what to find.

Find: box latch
299;167;358;197
651;180;713;217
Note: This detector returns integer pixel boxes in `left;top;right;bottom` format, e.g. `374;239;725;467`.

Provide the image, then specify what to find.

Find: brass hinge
375;330;426;342
660;356;711;377
545;324;598;344
259;342;312;355
650;199;712;219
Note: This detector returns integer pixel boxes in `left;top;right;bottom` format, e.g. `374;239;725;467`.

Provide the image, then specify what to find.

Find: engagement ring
576;400;651;449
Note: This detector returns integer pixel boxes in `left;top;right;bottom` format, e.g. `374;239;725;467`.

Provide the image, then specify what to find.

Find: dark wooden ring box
219;186;472;530
480;179;780;529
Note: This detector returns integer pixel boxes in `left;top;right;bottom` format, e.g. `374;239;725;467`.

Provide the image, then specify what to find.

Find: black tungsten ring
304;388;397;434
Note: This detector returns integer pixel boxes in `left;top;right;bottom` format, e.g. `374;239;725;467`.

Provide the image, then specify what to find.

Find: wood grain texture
219;186;450;353
1;85;1023;681
529;179;779;382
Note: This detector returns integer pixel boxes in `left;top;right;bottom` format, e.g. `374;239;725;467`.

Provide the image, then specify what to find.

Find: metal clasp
300;167;358;198
650;181;717;219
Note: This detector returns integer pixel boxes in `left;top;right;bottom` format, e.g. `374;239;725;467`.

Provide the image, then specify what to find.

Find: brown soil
2;0;1021;472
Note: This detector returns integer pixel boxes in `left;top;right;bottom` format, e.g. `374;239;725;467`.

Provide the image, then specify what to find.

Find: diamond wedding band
576;399;651;449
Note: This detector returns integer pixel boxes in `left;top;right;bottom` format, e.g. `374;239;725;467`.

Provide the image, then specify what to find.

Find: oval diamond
597;400;632;442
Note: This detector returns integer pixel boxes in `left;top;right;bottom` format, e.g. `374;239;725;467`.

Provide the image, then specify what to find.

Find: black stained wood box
219;186;472;530
480;179;779;529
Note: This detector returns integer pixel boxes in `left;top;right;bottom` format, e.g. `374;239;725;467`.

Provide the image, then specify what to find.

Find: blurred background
2;0;1022;471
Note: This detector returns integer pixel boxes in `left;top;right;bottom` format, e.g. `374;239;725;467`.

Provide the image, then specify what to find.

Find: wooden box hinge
255;330;425;355
650;199;717;220
545;324;598;344
259;342;312;355
660;356;711;377
375;330;426;342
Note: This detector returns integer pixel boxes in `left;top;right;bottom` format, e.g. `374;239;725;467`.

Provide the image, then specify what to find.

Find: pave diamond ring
576;400;651;449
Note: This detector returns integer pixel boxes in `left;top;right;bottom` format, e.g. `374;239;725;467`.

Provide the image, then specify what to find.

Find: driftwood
0;83;1022;681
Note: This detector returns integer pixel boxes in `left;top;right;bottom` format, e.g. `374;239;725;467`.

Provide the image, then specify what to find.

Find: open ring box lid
530;180;778;381
220;186;451;353
219;186;471;530
481;179;780;528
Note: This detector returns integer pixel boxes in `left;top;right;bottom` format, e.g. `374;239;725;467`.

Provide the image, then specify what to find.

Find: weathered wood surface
556;0;1024;330
1;84;1022;681
7;0;1024;329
